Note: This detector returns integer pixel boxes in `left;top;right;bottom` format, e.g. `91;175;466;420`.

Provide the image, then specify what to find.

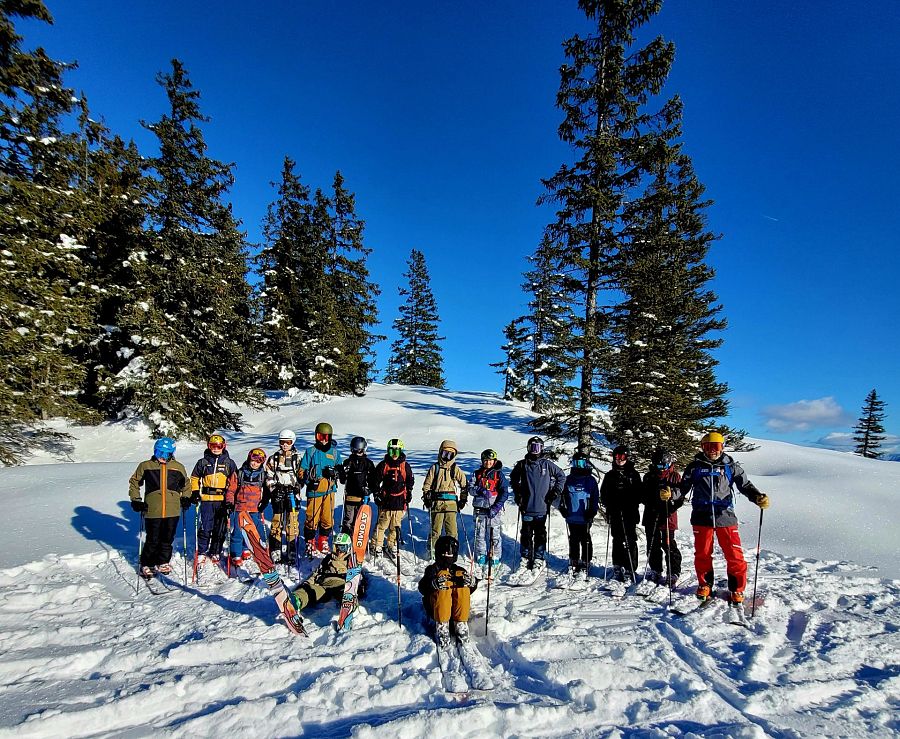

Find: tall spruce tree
490;318;531;402
853;389;886;459
0;1;97;462
105;59;259;437
385;249;444;388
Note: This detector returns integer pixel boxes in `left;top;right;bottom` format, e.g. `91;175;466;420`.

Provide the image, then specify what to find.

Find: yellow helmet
701;431;725;445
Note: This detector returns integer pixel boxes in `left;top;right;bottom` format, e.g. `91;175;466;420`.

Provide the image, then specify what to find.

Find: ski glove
405;493;412;506
432;573;451;591
180;497;192;511
489;503;503;518
130;499;148;513
659;487;673;502
422;492;433;509
544;490;558;505
322;466;335;481
190;491;201;505
755;493;770;510
458;490;468;509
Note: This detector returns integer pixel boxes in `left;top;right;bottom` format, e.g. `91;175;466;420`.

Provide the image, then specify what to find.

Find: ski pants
198;500;228;557
610;514;638;576
567;522;593;567
474;513;502;565
304;494;334;543
141;516;179;568
519;514;547;564
374;509;404;551
693;525;747;593
426;574;471;624
292;573;346;611
428;502;458;559
269;497;300;553
231;510;264;558
645;519;681;577
341;499;365;535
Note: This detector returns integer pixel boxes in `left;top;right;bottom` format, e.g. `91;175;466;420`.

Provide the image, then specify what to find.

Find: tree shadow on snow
71;501;139;557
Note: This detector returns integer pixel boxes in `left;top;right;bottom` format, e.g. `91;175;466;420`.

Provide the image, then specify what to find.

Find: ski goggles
208;442;225;452
248;449;266;463
527;440;544;455
315;432;332;444
701;442;723;455
614;452;628;461
388;447;403;459
573;458;588;469
439;449;456;462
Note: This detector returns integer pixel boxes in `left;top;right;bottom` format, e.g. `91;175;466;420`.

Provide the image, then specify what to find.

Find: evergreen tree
0;1;97;462
490;318;531;401
853;389;887;459
385;249;444;388
105;59;259;437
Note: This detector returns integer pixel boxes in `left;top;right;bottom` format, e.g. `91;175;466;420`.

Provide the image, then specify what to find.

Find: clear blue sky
23;1;900;449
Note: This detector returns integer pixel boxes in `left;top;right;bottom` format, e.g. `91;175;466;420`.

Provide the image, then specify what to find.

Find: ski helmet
701;431;725;459
153;437;176;461
278;429;296;445
612;445;629;464
334;532;352;554
481;448;497;462
651;448;675;471
527;436;544;456
435;535;459;564
438;440;457;463
350;436;368;454
207;434;226;452
247;448;267;464
387;438;404;459
572;450;589;469
315;422;333;436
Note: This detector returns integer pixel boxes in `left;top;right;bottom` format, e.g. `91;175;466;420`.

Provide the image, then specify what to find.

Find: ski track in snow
0;384;898;737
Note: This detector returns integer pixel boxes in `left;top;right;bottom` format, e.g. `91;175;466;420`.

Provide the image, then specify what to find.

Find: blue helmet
153;437;176;461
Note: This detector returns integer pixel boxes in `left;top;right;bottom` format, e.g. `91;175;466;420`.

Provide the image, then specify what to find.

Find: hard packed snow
0;384;897;737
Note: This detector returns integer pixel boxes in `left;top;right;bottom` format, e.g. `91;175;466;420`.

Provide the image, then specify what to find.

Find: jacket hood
439;440;458;455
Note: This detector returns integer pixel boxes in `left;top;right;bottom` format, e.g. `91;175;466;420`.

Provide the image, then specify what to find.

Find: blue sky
23;1;899;449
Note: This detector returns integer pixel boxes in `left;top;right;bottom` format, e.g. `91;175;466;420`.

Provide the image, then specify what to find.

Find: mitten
131;499;148;513
659;487;673;502
458;490;468;509
180;497;192;511
190;491;201;505
432;573;450;591
322;466;335;480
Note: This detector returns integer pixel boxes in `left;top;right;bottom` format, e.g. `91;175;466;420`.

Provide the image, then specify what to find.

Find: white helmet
278;429;296;444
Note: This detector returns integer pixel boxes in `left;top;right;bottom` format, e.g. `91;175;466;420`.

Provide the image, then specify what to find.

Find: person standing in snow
225;448;268;568
548;450;599;582
129;438;191;578
665;432;769;605
265;429;303;564
640;448;684;587
190;434;238;566
372;438;414;560
299;422;345;556
340;436;379;535
470;449;509;580
599;444;642;583
509;436;565;580
422;440;469;560
418;535;477;646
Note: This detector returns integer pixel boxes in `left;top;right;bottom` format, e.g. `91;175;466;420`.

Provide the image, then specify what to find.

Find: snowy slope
0;384;897;737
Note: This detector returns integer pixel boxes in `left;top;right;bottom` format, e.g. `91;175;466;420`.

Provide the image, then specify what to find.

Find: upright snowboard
237;511;307;635
336;501;372;632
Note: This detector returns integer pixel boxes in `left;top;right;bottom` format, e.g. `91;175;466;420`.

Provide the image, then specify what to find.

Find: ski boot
140;565;154;580
435;621;452;650
696;584;712;602
155;563;172;575
317;535;331;555
454;620;470;643
730;591;745;605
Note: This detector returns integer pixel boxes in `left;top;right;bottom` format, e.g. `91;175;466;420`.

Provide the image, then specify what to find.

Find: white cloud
761;396;848;433
816;431;900;458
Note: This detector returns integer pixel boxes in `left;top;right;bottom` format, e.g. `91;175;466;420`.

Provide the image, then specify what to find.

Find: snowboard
336;501;372;632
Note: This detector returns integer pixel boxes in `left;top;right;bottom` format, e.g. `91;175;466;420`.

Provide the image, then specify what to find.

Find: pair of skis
437;631;496;693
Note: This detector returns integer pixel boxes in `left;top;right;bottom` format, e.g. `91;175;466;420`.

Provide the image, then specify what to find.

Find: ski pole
603;511;611;582
192;502;200;584
751;508;764;618
514;508;521;564
181;507;188;586
136;512;145;596
406;506;418;559
395;525;402;628
225;506;232;578
485;517;493;637
621;512;637;584
664;499;673;606
456;508;474;575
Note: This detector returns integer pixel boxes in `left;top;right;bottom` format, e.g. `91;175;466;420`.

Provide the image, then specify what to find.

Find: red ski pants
692;525;747;593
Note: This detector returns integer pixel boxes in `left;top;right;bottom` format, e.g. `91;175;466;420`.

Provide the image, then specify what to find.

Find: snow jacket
640;468;683;531
422;442;468;509
510;455;566;518
300;441;345;498
559;467;600;525
675;452;764;528
375;453;415;511
129;458;190;519
265;449;303;495
418;562;478;599
342;454;379;504
470;462;509;518
190;450;238;502
599;462;642;526
228;462;266;513
306;551;353;591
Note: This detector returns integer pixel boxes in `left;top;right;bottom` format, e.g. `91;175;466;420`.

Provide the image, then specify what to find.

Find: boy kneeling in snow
418;535;477;647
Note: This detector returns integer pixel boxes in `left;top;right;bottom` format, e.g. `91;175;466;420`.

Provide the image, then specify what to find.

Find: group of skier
128;425;770;636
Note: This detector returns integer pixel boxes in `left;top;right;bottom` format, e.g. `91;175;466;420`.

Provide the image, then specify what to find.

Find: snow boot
231;556;244;568
646;569;661;585
614;566;626;583
576;562;589;582
242;549;253;561
454;620;469;643
384;544;396;560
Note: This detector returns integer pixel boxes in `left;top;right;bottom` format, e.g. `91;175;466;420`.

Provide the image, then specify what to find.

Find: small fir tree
490;319;531;402
385;249;444;388
853;389;886;459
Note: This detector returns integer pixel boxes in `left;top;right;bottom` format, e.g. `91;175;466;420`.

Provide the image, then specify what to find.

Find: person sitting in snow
290;532;366;615
665;432;769;605
129;437;191;578
418;535;477;646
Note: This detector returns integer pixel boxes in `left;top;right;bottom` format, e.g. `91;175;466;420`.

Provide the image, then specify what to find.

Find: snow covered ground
0;384;897;737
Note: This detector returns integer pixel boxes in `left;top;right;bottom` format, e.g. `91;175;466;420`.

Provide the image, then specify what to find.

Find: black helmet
651;447;675;471
435;535;459;563
527;436;544;456
481;448;497;462
612;445;629;463
350;436;368;454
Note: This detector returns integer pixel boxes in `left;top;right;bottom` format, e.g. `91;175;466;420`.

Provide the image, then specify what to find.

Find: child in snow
550;450;599;581
640;448;684;587
665;432;769;604
340;436;379;535
226;448;268;568
190;434;238;566
509;436;565;580
290;532;366;614
470;449;509;580
373;438;415;561
265;429;303;564
418;535;477;645
599;444;642;582
299;422;346;556
129;438;191;578
422;440;469;560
